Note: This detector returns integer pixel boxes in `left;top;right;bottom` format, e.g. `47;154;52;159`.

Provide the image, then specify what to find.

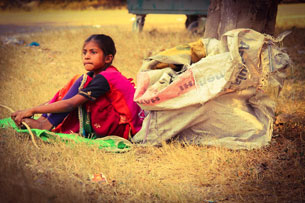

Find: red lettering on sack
137;69;196;106
179;80;194;91
138;96;161;105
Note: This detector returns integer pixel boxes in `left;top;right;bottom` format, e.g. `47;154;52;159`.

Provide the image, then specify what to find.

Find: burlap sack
133;28;290;149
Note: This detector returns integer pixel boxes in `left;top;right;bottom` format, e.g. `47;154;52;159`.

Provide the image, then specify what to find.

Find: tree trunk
203;0;279;39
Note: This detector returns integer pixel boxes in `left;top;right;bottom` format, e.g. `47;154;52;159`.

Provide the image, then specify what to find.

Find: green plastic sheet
0;117;132;152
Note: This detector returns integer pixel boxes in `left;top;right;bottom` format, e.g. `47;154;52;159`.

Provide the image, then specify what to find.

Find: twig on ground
0;104;39;149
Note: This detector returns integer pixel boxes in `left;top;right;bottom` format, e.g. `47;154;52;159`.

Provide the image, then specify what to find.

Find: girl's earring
106;55;113;63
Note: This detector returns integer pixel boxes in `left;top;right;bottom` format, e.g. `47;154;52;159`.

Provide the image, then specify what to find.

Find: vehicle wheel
187;17;206;34
133;14;146;32
185;15;199;29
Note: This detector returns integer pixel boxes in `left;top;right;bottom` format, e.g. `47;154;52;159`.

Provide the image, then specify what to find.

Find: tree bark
203;0;279;39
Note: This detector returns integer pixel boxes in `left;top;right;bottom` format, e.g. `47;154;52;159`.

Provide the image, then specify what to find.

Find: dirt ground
0;9;186;35
0;3;304;35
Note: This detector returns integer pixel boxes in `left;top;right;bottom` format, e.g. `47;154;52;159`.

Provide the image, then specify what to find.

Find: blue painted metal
127;0;210;15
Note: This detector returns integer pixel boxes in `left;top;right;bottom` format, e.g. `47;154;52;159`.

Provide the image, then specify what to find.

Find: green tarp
0;117;132;152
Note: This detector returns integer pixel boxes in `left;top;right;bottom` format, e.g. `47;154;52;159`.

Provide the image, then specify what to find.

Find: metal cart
127;0;210;32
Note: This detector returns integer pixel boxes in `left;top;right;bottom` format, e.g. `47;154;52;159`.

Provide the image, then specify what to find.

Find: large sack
133;28;290;149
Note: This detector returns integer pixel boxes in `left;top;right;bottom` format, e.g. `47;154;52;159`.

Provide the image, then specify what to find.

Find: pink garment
52;66;143;139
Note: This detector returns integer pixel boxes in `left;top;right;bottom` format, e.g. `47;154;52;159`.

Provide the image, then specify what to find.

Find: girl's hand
11;109;34;126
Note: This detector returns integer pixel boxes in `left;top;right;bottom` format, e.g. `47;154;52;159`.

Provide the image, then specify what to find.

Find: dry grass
0;10;304;203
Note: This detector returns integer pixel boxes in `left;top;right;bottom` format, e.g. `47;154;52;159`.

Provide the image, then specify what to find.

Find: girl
12;34;143;139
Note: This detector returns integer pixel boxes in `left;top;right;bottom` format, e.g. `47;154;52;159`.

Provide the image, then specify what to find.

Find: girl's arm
11;94;88;125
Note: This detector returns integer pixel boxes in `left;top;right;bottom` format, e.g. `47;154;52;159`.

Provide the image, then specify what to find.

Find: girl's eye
91;51;97;54
82;51;87;55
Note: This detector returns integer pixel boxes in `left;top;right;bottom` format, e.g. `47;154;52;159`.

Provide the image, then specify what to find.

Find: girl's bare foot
22;118;53;130
37;116;48;122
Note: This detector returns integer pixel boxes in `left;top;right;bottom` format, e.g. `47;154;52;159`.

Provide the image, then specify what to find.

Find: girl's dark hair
84;34;116;57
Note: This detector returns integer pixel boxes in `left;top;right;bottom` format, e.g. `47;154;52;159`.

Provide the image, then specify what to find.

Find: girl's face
82;41;113;75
